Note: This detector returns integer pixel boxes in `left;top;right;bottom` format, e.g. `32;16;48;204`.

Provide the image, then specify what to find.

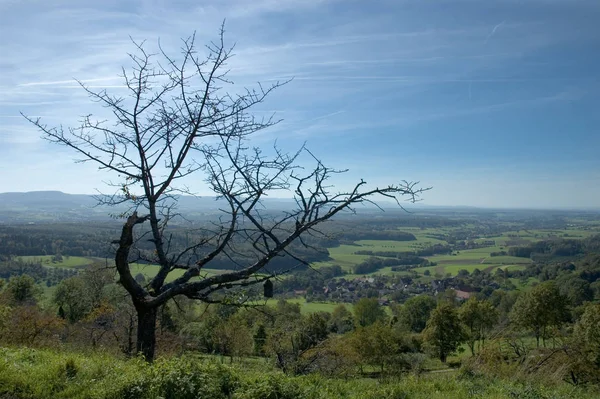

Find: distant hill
2;191;594;225
0;191;300;224
0;191;97;208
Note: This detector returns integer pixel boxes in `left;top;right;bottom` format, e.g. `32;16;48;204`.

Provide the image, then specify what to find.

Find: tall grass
0;347;598;399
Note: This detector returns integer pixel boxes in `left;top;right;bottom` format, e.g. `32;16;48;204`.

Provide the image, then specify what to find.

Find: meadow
0;346;596;399
18;255;96;268
313;226;597;280
284;297;354;314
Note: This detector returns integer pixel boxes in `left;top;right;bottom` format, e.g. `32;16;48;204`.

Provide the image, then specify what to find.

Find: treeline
0;224;118;257
507;234;600;259
433;253;600;310
353;256;429;274
337;230;416;243
0;222;414;259
275;265;345;294
0;224;331;273
0;258;78;286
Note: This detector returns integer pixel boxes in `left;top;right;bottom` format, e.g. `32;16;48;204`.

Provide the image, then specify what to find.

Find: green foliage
328;304;354;333
353;297;386;327
573;303;600;376
267;305;332;375
4;274;42;304
53;277;90;322
423;302;465;363
555;274;593;306
253;323;267;356
348;321;417;373
1;347;598;399
62;358;79;380
119;357;238;399
395;295;437;333
511;281;569;347
458;298;498;355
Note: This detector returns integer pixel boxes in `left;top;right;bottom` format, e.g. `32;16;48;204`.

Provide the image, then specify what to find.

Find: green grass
283;298;354;314
318;236;450;273
502;265;527;271
482;256;531;264
442;264;491;275
18;255;97;268
312;225;594;278
0;346;597;399
129;263;226;282
509;277;539;290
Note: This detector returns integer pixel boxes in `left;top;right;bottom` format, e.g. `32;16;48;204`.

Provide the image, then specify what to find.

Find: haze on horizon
1;0;599;210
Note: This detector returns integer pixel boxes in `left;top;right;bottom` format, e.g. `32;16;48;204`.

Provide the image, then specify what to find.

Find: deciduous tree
422;302;464;363
54;277;90;322
5;275;41;305
458;297;498;355
511;281;569;347
573;303;600;368
395;294;436;333
24;26;425;361
353;297;387;328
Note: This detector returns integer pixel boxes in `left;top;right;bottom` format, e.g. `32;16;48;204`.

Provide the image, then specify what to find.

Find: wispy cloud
0;0;598;207
18;77;121;87
485;21;506;43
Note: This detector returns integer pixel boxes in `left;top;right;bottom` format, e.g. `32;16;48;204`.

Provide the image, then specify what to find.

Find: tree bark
136;305;157;362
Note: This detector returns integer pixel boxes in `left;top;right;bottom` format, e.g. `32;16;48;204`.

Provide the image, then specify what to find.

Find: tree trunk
136;305;157;362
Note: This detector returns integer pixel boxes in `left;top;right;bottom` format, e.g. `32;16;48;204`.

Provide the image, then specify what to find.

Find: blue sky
1;0;599;209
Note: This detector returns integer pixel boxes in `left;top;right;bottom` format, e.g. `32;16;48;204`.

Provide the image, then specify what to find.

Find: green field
305;223;600;280
18;255;98;268
284;297;354;314
314;235;449;272
17;224;595;290
315;238;536;278
509;277;540;290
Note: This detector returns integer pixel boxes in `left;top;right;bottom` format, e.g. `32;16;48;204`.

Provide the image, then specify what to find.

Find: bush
110;357;238;399
0;347;599;399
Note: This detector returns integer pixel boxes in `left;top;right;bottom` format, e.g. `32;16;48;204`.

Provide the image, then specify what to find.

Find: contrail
485;21;505;43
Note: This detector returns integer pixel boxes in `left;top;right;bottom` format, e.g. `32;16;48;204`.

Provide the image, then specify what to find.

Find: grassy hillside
0;347;597;399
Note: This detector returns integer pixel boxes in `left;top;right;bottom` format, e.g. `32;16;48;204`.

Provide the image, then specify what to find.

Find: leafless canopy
24;25;427;360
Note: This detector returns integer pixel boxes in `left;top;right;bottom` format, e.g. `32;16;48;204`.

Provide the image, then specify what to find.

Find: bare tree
23;26;427;361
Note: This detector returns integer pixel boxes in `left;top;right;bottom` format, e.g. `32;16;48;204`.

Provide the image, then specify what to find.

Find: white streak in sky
305;110;345;123
485;21;505;43
18;77;121;87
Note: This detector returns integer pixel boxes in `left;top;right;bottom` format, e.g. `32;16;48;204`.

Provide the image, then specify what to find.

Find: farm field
311;225;600;280
314;235;448;272
319;241;535;278
14;224;598;298
18;255;98;268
